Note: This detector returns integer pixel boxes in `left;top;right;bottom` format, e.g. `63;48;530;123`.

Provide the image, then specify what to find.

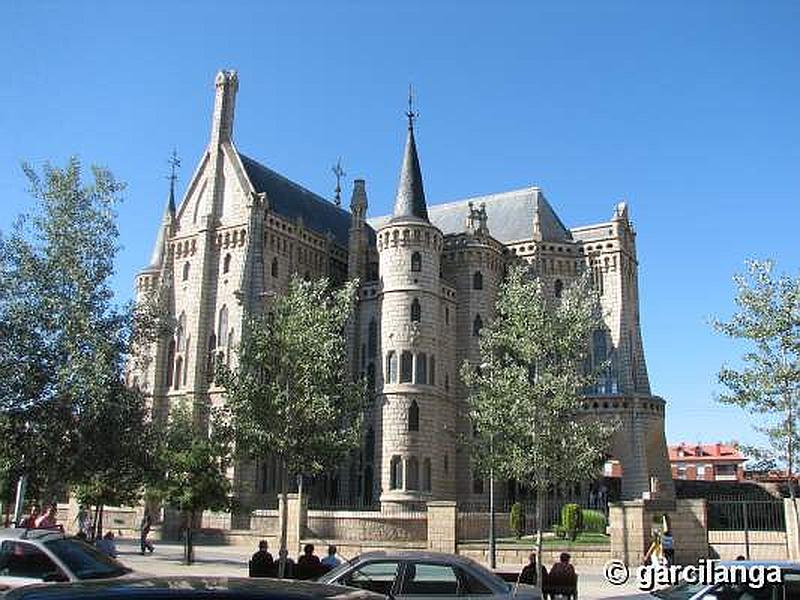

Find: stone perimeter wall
52;497;795;568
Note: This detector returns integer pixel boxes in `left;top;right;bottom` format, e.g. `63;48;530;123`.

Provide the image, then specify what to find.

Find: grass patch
542;532;609;547
478;532;610;546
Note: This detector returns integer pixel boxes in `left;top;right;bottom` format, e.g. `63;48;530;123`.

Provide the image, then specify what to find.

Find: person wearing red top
34;504;62;531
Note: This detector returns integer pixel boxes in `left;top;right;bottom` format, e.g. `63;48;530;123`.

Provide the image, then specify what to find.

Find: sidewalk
113;538;645;599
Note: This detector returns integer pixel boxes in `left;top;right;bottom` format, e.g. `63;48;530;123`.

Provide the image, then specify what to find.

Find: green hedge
560;504;583;540
582;509;607;533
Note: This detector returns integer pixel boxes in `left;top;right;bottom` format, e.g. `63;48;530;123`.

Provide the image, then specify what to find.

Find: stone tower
376;113;456;507
440;203;505;500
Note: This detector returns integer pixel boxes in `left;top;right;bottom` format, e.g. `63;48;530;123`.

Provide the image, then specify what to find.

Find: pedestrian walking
661;515;675;566
75;506;92;538
139;510;155;555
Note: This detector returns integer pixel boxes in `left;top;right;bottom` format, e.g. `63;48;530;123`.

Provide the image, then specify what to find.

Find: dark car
628;560;800;600
318;551;541;600
3;576;388;600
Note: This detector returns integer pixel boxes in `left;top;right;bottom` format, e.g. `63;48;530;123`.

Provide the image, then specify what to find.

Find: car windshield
44;539;131;580
652;581;708;599
318;555;360;582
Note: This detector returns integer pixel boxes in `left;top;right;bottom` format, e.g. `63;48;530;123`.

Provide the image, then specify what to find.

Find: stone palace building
132;71;674;512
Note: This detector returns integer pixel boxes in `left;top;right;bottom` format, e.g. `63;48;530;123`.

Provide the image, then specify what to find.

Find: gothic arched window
165;340;176;389
593;329;607;368
407;457;419;491
554;279;563;298
271;257;279;278
411;252;421;272
390;456;402;490
206;334;217;383
368;319;377;358
223;253;232;274
473;314;483;337
175;312;186;352
174;356;183;390
400;351;413;383
408;400;420;432
366;363;375;392
182;262;190;282
410;298;421;323
218;306;229;348
422;458;432;492
365;428;375;464
386;351;397;383
415;354;427;385
473;271;483;290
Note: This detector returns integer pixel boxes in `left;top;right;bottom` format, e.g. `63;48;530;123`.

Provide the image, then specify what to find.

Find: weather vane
332;158;345;207
406;83;417;129
167;149;181;192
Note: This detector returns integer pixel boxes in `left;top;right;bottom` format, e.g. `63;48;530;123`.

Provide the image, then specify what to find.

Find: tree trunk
278;459;289;579
96;505;104;541
787;398;799;533
184;510;195;565
535;486;545;585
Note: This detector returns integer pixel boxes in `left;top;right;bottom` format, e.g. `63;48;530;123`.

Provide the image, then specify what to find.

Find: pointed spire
350;178;368;222
148;151;180;268
166;149;180;216
391;85;428;222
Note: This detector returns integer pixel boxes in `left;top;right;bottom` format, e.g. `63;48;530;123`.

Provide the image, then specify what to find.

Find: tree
219;275;366;577
155;401;232;565
73;379;159;540
462;264;616;569
713;260;800;510
0;158;132;509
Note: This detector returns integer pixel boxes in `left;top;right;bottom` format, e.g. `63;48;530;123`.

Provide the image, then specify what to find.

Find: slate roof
239;154;353;247
369;187;572;244
391;126;428;222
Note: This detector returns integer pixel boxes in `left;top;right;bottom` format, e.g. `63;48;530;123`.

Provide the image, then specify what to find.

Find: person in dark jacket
519;552;548;586
296;544;321;579
249;540;274;577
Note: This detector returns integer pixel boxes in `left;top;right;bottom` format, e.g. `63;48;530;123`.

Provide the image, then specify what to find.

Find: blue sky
1;1;798;451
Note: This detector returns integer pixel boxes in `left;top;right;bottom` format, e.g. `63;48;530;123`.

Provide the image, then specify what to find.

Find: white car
0;528;133;592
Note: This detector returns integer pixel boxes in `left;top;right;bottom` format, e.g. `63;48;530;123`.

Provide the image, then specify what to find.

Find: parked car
631;560;800;600
0;528;133;592
2;576;388;599
318;550;542;600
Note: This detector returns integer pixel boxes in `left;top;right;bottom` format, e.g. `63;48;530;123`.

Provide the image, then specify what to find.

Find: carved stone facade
132;71;674;512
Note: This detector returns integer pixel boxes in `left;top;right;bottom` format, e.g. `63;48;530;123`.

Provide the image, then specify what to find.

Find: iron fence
457;496;607;542
707;499;785;532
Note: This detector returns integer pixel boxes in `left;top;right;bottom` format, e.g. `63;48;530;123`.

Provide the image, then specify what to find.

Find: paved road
114;538;645;599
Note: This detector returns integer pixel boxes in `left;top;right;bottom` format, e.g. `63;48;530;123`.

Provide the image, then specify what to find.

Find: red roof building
669;442;746;482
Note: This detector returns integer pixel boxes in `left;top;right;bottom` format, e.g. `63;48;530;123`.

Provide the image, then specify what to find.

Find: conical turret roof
146;186;175;269
391;119;428;222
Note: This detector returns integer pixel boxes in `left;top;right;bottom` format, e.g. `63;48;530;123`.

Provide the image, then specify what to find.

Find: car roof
718;560;800;569
4;577;386;599
0;528;65;542
354;550;480;567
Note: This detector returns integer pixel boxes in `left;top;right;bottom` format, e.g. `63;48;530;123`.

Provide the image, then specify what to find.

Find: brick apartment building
669;443;746;481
